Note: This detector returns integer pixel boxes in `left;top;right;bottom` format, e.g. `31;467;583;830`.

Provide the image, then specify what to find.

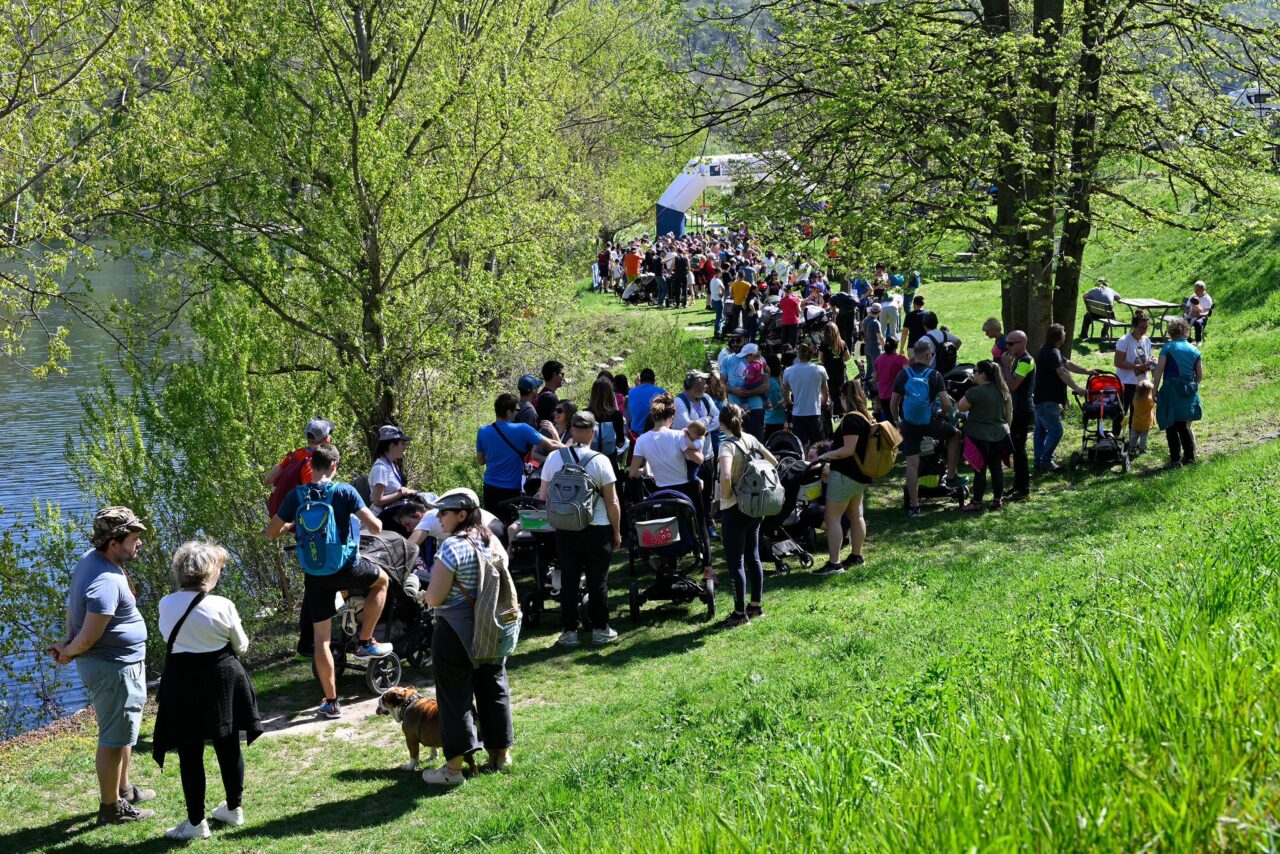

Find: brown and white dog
375;686;479;774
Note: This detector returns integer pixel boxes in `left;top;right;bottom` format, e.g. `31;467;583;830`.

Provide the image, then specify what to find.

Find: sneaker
745;604;764;620
721;611;750;629
319;698;342;719
845;554;865;567
165;819;211;840
96;798;154;826
591;626;619;645
907;506;922;519
556;630;580;648
211;802;244;826
989;499;1004;510
119;784;156;805
707;526;720;541
421;764;465;787
354;638;393;658
1006;489;1030;502
814;562;846;576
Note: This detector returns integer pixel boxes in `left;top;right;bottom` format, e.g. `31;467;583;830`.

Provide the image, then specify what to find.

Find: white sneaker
165;819;211;840
421;764;465;786
592;626;619;644
211;802;243;826
556;630;580;648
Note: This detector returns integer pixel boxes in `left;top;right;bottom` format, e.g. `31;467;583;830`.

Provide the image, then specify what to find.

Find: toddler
1129;379;1155;455
741;354;766;389
683;419;708;482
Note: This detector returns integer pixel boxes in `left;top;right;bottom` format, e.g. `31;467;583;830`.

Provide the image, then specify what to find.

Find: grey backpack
546;447;601;532
730;438;785;518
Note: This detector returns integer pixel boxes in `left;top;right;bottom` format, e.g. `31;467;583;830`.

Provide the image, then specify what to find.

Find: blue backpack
901;366;936;426
294;482;356;576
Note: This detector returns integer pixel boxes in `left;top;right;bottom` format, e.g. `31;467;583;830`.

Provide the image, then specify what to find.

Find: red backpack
266;449;310;518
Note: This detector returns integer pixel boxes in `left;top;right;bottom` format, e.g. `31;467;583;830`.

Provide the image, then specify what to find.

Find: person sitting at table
1080;277;1120;338
1183;280;1213;344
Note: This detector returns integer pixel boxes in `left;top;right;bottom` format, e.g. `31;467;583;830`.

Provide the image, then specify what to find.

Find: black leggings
969;436;1006;503
177;734;243;826
432;620;514;761
1166;421;1196;464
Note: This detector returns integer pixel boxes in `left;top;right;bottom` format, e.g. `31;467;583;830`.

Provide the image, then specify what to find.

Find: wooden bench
1083;298;1128;343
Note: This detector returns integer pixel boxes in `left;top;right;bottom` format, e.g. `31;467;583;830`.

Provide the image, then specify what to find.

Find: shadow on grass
0;814;106;854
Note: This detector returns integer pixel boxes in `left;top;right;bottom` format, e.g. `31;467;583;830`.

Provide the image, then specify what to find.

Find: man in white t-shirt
539;411;622;647
782;343;830;448
878;293;901;339
1112;310;1153;431
1185;280;1213;343
709;269;726;338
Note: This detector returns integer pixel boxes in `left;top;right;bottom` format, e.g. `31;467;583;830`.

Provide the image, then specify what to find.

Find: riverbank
4;219;1280;849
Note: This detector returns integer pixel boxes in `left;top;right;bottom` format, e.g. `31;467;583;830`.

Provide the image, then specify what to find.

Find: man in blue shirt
626;368;667;436
266;445;389;719
476;392;559;518
53;506;155;826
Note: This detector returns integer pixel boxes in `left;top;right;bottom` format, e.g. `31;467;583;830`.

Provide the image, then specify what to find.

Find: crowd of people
54;227;1209;836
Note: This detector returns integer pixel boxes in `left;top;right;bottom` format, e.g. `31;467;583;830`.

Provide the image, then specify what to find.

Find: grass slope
2;218;1278;852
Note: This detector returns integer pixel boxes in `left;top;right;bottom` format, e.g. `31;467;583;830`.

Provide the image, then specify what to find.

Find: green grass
4;210;1280;852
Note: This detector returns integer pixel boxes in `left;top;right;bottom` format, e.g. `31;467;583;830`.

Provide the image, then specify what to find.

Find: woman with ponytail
957;360;1013;511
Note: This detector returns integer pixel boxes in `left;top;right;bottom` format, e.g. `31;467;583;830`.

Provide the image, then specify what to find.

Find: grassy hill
2;207;1279;851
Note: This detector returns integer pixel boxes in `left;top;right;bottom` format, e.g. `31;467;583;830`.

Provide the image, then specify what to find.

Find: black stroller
760;455;823;574
313;530;423;695
627;489;716;622
902;365;975;510
1068;372;1131;474
501;496;593;630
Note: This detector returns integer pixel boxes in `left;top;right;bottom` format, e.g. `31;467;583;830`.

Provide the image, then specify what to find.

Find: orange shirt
730;279;752;306
623;252;642;278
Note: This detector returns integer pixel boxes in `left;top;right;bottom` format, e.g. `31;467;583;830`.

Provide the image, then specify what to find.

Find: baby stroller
313;531;422;695
500;496;593;630
627;489;716;622
800;306;829;349
902;365;975;510
1068;372;1131;474
761;455;823;574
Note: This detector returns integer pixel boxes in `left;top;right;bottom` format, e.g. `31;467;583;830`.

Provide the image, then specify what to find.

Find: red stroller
1068;372;1131;474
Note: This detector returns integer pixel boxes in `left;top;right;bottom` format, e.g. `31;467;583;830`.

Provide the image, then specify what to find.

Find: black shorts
303;558;381;625
900;418;959;456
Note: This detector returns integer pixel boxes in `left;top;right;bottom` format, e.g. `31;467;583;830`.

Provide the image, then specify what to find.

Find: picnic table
1117;297;1181;339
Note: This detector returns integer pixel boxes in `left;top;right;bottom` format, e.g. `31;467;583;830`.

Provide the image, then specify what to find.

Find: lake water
0;248;146;735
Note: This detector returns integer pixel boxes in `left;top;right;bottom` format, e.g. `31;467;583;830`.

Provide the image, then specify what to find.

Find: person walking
626;368;668;437
52;506;155;826
782;343;830;448
818;322;852;417
779;285;801;348
717;404;779;627
862;303;886;378
709;266;726;338
1153;317;1204;468
1000;330;1035;500
153;541;263;840
263;417;334;518
815;381;874;574
535;360;566;422
958;360;1014;511
540;412;623;647
420;491;515;785
265;446;393;718
515;374;543;427
891;338;962;518
1113;311;1154;433
1032;324;1096;472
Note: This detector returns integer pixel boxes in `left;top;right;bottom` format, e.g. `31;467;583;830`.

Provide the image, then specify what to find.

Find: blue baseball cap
517;374;543;394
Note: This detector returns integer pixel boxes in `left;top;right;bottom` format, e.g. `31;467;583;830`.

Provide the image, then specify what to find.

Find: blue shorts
77;657;146;748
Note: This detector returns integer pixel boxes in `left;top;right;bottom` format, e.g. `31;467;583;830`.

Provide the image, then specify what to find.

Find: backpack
901;366;936;426
453;537;521;663
849;414;902;479
266;449;308;518
294;482;356;576
594;420;618;457
545;448;601;532
929;330;959;374
729;437;785;518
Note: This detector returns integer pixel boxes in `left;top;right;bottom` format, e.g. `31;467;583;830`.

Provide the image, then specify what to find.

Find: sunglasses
555;407;566;414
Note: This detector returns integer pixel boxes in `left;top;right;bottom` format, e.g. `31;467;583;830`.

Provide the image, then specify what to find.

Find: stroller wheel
1068;451;1082;472
703;578;716;620
1120;451;1132;474
365;653;402;695
798;552;813;570
522;590;542;628
629;580;642;622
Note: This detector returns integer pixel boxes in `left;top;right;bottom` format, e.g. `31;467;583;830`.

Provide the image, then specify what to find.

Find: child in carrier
1129;380;1155;456
683;419;708;482
741;352;766;389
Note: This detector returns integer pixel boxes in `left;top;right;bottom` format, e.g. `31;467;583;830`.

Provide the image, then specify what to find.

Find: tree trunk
1025;0;1065;349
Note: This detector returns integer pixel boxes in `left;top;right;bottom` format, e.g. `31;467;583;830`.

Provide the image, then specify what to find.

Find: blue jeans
721;505;763;614
656;275;668;307
745;314;758;342
712;299;724;335
1033;402;1065;467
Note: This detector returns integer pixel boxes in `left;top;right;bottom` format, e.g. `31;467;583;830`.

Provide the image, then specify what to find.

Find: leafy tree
691;0;1280;345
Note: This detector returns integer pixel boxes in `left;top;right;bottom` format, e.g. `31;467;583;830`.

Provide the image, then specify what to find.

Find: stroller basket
636;516;681;548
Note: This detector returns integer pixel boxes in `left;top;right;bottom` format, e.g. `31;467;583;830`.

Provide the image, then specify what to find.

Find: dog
375;686;479;775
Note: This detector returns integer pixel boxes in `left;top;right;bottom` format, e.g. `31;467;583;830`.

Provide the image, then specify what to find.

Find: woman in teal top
1153;317;1204;468
763;353;788;439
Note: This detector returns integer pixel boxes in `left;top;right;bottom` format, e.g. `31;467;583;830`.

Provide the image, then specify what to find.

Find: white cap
739;343;760;357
